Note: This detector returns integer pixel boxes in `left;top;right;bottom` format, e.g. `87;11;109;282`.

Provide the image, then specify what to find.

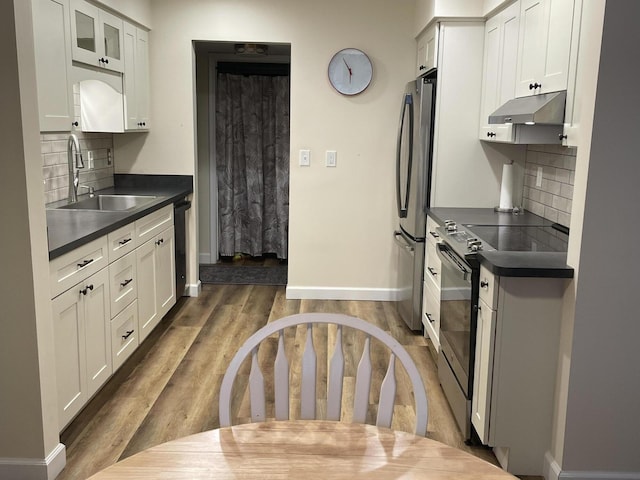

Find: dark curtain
215;72;290;259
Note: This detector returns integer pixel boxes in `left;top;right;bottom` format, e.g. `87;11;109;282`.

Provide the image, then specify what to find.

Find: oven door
436;242;474;397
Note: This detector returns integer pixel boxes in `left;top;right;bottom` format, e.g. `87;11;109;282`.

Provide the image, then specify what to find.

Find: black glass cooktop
465;225;569;253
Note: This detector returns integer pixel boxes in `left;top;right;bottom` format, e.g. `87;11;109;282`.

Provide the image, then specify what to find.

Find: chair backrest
218;313;428;436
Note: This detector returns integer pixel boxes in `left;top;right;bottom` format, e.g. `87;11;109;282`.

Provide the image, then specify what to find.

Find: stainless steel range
434;220;568;441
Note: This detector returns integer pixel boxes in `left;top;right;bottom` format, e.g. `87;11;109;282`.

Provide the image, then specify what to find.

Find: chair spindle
249;347;266;422
376;353;397;428
300;323;317;419
327;324;344;421
274;330;289;420
353;335;372;424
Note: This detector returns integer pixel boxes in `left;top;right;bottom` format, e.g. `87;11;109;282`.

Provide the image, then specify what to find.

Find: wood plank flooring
58;284;538;480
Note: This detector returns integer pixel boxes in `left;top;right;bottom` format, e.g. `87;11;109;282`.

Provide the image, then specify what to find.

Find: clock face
328;48;373;96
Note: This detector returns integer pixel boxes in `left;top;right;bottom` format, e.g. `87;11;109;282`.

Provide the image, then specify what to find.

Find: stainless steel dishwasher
174;199;191;296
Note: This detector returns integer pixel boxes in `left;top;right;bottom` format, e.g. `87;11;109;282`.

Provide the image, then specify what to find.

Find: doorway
194;42;291;285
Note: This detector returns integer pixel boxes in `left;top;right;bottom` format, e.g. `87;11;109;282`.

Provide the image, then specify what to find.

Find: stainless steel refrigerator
394;70;436;331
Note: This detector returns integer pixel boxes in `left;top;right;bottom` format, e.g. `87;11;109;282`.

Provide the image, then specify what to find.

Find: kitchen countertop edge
47;176;193;260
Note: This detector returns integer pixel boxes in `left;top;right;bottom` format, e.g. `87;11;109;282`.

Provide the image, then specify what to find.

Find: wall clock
328;48;373;96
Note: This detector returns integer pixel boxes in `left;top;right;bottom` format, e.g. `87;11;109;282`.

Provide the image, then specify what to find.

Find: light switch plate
326;150;337;167
299;149;310;166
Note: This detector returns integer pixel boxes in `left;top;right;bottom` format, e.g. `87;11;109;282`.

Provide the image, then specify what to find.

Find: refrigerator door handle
396;93;414;219
393;231;414;252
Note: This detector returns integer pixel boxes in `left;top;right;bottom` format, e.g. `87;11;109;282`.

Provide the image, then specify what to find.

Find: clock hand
343;57;353;82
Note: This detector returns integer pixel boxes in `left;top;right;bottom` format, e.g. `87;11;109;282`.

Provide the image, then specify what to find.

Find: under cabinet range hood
489;90;567;125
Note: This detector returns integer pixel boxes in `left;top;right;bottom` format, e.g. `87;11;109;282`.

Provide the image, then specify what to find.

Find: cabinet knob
559;134;568;140
480;280;489;288
419;65;426;71
155;238;164;246
529;82;542;90
425;312;435;323
122;330;134;340
120;278;133;288
487;132;496;138
72;121;79;127
427;267;438;277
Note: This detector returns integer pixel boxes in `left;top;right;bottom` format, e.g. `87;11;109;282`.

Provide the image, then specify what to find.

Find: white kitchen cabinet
123;21;150;130
110;300;139;370
70;0;124;73
560;0;583;147
416;23;438;77
422;215;442;350
515;0;576;97
107;222;137;263
471;265;567;475
32;0;75;131
471;296;496;442
109;250;137;317
479;1;520;142
137;225;176;342
52;266;111;430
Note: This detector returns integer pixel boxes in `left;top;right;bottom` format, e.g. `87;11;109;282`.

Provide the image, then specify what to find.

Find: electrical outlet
87;151;94;169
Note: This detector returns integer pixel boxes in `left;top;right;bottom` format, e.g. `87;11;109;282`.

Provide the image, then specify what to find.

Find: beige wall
0;0;62;475
115;0;416;296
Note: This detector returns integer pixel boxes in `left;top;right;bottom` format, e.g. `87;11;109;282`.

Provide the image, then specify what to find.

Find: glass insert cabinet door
70;0;124;73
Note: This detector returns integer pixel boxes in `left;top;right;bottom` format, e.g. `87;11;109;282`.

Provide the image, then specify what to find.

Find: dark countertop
47;175;193;260
426;207;573;279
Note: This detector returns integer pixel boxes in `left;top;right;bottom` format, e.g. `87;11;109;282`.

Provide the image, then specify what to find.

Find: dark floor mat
199;264;288;285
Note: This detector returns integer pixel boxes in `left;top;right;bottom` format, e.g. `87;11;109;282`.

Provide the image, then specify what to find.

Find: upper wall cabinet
123;21;150;130
70;0;124;73
32;0;76;131
416;23;439;77
515;0;576;97
479;1;520;142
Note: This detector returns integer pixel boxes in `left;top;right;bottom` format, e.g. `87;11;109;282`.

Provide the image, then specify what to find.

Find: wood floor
58;284;538;480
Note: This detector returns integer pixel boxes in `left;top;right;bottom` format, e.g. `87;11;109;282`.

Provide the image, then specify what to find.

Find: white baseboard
199;252;212;264
0;443;65;480
286;286;400;301
186;280;202;297
544;451;640;480
544;451;562;480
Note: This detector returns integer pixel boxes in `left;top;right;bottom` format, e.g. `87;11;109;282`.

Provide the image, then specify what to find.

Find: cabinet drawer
109;251;137;317
50;236;109;298
422;282;440;349
111;300;139;371
426;215;441;245
425;240;442;292
107;222;136;262
478;265;499;308
135;204;173;245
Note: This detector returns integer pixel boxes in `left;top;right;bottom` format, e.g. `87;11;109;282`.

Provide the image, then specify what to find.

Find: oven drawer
425;240;441;292
479;265;499;309
422;282;440;349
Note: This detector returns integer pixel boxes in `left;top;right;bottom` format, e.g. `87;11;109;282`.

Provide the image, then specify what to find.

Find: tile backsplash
41;132;115;204
523;144;576;227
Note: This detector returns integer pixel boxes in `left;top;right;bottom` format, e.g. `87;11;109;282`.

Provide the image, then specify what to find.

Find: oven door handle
436;243;470;281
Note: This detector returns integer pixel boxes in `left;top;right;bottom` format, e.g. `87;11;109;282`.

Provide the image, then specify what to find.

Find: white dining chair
218;313;428;436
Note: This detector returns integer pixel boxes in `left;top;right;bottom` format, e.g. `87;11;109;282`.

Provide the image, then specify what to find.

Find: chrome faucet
67;134;84;203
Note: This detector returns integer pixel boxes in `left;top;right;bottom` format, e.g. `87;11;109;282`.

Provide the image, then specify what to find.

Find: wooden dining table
87;420;517;479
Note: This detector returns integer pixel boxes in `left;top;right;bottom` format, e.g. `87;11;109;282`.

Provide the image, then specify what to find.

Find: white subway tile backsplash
523;145;576;226
41;132;115;204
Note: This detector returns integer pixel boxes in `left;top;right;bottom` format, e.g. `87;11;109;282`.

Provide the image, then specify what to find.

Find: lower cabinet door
156;226;176;319
472;297;497;444
82;267;112;397
136;236;158;342
52;286;88;430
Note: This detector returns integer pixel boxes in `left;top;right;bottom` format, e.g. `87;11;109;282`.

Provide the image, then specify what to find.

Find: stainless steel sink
57;195;157;211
